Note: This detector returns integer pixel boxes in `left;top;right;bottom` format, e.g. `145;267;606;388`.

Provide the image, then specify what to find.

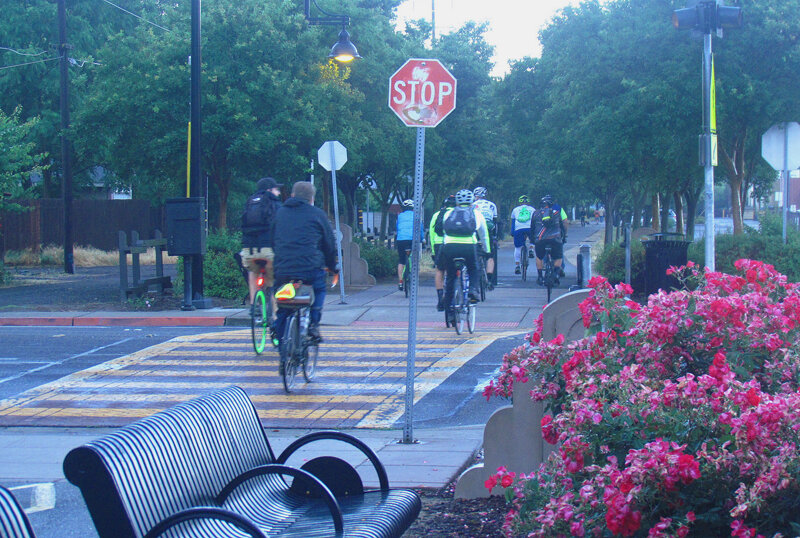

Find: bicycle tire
467;304;476;334
281;314;299;393
521;250;528;281
251;290;268;354
403;267;410;298
453;283;463;335
544;254;556;304
303;339;318;382
491;248;498;286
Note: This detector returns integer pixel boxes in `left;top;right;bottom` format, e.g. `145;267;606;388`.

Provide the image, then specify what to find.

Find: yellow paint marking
37;393;388;404
131;359;436;368
154;350;444;358
174;342;455;349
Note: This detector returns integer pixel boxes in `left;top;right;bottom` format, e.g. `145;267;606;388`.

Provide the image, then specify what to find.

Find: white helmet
402;199;414;208
455;189;474;205
473;187;487;198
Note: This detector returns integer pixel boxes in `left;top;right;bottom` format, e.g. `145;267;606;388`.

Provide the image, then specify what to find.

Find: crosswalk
0;327;517;429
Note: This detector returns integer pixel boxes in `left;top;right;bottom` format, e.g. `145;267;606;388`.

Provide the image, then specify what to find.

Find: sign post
762;122;800;244
317;140;348;303
389;58;457;444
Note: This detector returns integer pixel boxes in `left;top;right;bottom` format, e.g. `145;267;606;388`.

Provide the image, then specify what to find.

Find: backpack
516;206;532;223
443;207;476;237
241;192;275;230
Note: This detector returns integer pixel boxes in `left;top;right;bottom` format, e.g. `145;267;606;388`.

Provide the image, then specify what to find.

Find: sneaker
468;289;479;303
270;328;279;348
436;297;445;312
445;308;455;325
514;265;521;275
559;267;566;277
537;275;544;286
308;324;323;343
528;249;535;258
398;282;404;291
487;281;494;291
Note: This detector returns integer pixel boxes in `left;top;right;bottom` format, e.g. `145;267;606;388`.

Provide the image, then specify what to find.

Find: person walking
239;177;282;307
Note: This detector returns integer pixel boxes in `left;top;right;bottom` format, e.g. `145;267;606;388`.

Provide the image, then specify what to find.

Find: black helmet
541;194;554;205
443;195;456;208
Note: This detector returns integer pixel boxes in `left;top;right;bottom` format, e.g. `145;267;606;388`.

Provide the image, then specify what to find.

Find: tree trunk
660;193;671;233
720;128;747;235
604;194;617;245
651;194;660;232
673;191;684;235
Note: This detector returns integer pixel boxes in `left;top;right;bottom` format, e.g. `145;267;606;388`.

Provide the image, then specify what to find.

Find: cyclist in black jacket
271;181;338;342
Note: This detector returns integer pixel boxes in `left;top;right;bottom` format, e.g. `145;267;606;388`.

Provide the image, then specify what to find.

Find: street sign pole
329;144;347;304
403;127;425;445
784;124;790;244
702;33;715;271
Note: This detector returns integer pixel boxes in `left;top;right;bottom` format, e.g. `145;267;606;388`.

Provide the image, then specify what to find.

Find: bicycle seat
453;257;466;269
275;281;314;307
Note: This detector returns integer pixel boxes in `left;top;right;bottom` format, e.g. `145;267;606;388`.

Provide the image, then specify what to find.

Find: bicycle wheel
544;255;555;303
467;303;476;334
281;313;299;393
521;250;528;281
403;266;410;298
303;342;318;381
478;258;487;301
453;283;463;335
251;290;268;354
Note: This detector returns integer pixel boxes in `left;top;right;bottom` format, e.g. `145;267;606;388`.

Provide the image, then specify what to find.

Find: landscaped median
483;259;800;537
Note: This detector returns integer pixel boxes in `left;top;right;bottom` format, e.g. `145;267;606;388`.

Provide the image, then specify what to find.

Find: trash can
641;233;692;296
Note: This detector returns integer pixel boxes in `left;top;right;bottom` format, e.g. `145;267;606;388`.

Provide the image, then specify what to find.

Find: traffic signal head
673;1;742;34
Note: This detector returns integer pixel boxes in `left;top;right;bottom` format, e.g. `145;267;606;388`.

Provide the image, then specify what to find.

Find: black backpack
443;207;476;237
241;191;275;230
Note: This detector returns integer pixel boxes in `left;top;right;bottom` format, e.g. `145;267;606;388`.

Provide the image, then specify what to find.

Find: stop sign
388;58;457;128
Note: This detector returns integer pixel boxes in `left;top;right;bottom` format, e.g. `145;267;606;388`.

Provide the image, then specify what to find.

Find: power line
0;46;48;57
98;0;171;32
0;56;61;71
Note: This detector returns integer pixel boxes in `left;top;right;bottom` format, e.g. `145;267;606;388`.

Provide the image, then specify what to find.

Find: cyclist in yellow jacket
436;189;490;321
429;195;456;311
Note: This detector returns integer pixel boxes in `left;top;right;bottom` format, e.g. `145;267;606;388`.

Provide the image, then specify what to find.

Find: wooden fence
1;199;165;252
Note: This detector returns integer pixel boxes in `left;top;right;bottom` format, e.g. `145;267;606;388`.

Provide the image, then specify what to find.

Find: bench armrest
216;464;344;537
277;430;390;492
142;506;266;538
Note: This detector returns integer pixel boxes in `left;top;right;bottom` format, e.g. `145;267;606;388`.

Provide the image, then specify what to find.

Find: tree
0;106;46;211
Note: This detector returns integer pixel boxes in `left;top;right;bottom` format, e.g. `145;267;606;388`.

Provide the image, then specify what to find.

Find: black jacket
241;190;282;248
271;197;337;280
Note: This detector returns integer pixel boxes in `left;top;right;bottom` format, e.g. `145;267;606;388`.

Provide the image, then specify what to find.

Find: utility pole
431;0;436;41
57;0;74;274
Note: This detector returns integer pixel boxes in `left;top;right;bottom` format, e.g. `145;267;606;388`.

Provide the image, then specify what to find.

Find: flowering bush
483;260;800;537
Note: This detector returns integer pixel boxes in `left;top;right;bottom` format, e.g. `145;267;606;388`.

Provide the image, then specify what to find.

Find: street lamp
185;0;359;309
304;0;362;62
673;0;742;271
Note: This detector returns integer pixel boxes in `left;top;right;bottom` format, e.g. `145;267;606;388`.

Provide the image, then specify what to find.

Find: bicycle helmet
541;194;554;206
473;187;487;198
443;194;457;208
518;195;529;204
402;199;414;208
455;189;474;205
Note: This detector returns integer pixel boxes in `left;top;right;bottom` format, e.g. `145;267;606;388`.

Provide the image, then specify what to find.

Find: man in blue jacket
271;181;338;343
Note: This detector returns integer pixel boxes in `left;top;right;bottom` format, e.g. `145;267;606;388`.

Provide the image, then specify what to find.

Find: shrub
485;261;800;537
594;240;646;293
353;238;397;279
0;260;7;285
689;233;800;282
175;229;247;300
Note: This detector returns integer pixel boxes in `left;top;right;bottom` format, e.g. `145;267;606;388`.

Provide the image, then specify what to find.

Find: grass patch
4;245;179;267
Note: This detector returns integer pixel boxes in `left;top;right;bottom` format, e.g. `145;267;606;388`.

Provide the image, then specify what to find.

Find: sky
394;0;583;76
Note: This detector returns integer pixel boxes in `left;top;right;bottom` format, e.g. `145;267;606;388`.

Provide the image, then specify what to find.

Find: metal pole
57;0;74;274
624;224;631;285
783;123;789;244
702;32;715;271
329;146;346;303
402;127;425;444
190;0;205;303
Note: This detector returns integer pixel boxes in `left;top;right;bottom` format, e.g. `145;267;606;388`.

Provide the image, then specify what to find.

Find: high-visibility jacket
441;206;490;252
429;210;444;249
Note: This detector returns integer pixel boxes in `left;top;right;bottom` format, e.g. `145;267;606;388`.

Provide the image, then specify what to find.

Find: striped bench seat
63;386;420;538
0;486;36;538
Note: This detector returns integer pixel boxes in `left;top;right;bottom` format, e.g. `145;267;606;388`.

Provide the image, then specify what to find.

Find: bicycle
402;248;411;298
274;281;320;393
250;260;276;354
520;236;530;282
542;246;557;303
476;251;489;302
445;257;476;334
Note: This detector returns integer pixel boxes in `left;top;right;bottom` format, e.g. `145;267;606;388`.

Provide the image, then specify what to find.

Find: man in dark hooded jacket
271;181;337;342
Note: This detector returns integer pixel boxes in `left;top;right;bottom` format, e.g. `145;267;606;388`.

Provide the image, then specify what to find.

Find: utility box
641;233;691;296
165;198;206;256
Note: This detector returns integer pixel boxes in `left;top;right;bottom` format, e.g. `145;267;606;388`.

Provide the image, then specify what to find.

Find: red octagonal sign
388;58;457;128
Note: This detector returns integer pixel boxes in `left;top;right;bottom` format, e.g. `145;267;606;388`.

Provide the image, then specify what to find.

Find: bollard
579;244;592;286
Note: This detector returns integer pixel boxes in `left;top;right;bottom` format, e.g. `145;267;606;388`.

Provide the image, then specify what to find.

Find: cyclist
532;194;567;285
395;199;416;292
271;181;338;344
239;177;282;307
437;189;490;323
510;195;535;275
429;194;456;311
472;187;497;290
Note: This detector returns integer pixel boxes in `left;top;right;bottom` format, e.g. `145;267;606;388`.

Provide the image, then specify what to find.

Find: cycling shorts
240;247;274;284
513;229;531;248
396;240;413;265
534;239;563;261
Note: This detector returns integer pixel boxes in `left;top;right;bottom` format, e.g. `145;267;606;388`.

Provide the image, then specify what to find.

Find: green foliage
0;106;45;212
689;231;800;283
175;229;247;300
0;261;7;285
354;238;397;279
594;240;646;293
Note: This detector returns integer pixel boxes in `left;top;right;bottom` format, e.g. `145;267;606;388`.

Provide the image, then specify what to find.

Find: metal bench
63;386;420;538
0;486;36;538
